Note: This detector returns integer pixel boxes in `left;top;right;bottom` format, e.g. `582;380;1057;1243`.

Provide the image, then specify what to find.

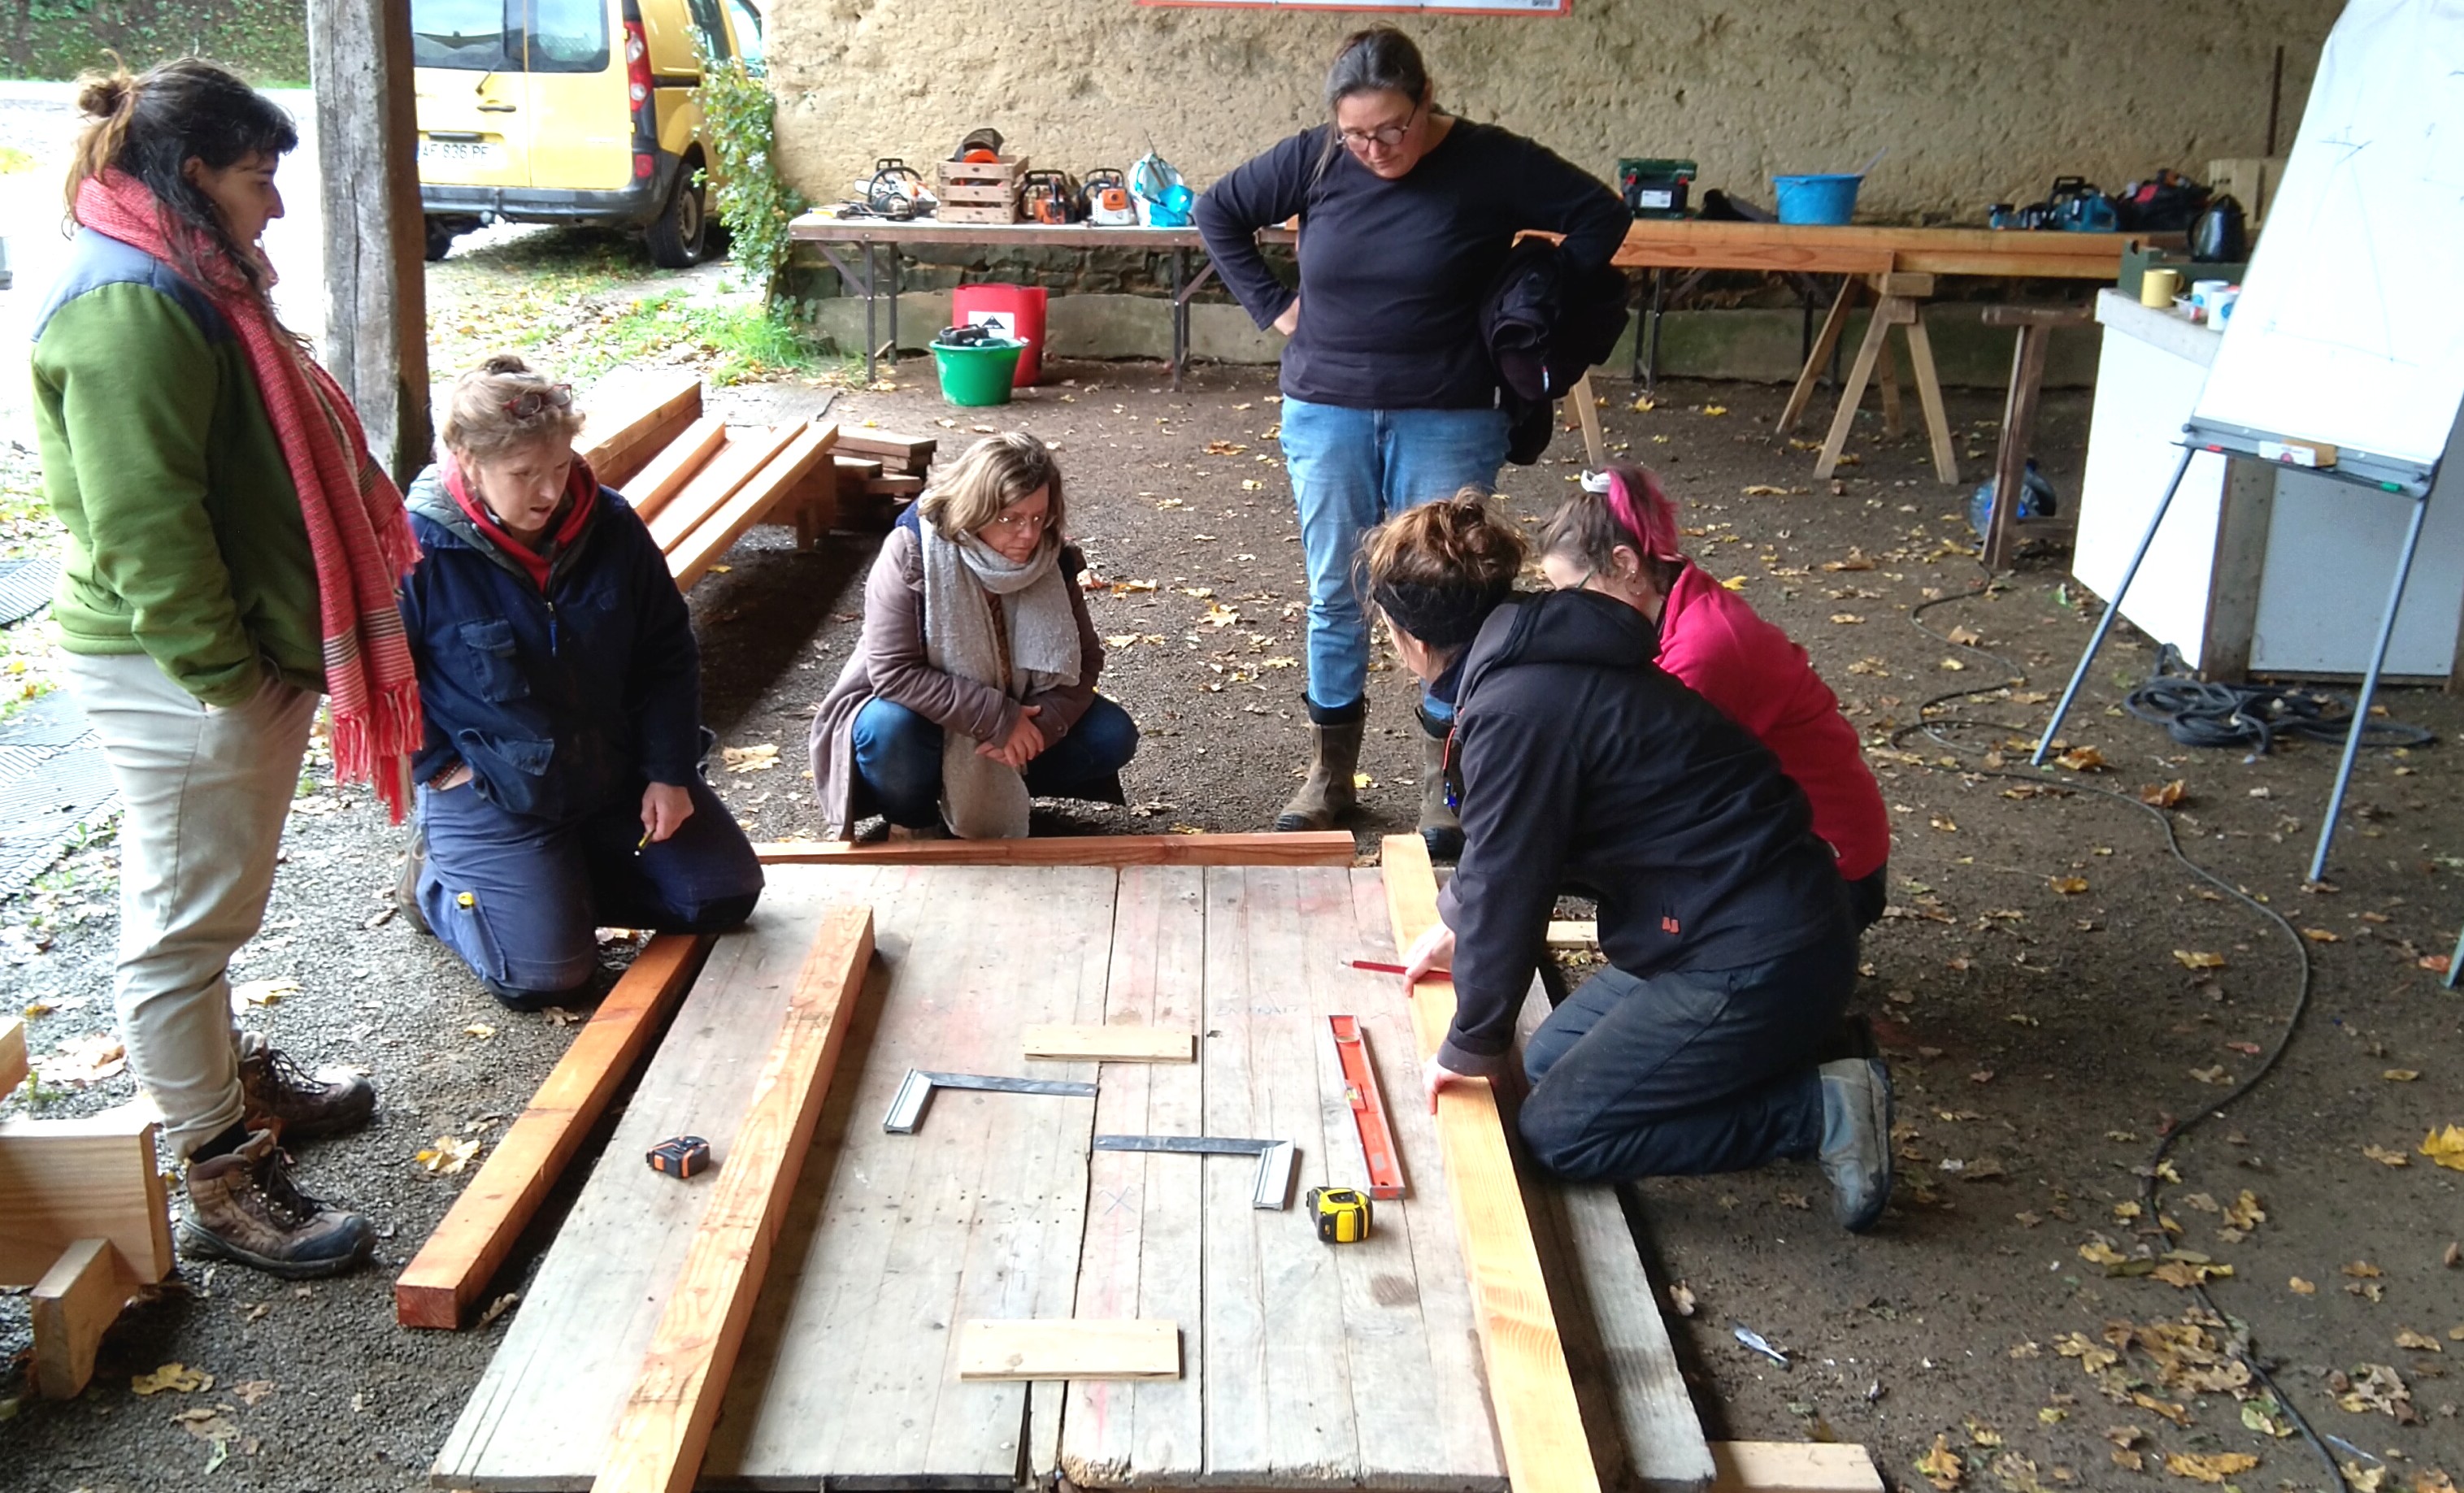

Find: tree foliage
693;41;805;314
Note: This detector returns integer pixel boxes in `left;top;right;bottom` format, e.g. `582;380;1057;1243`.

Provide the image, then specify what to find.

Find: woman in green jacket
34;59;423;1277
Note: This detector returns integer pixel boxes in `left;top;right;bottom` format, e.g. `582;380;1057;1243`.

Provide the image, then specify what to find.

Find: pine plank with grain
1022;1023;1196;1064
667;421;840;588
620;415;727;523
957;1319;1180;1380
754;831;1357;869
645;423;800;554
0;1105;174;1288
576;371;703;488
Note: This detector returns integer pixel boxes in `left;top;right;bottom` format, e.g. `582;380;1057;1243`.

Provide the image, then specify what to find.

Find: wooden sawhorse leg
1979;304;2094;569
1813;273;1958;485
1778;276;1858;434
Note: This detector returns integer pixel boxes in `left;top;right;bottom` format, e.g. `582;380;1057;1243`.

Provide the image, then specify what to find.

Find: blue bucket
1774;173;1862;225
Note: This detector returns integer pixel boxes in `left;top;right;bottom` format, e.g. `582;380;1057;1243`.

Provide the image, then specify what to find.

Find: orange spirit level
1328;1015;1405;1200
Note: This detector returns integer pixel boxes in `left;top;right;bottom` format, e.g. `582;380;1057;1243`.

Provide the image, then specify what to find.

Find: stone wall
769;0;2335;224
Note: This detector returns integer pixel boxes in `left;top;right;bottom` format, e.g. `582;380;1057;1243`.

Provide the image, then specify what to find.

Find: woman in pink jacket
1536;465;1890;926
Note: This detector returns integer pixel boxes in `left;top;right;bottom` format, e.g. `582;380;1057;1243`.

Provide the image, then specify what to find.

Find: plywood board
754;831;1357;868
1022;1024;1195;1064
1380;835;1599;1493
958;1319;1180;1381
0;1105;174;1288
593;907;876;1493
397;934;712;1328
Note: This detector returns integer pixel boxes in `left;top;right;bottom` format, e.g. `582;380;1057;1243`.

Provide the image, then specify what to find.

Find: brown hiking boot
177;1130;374;1279
1274;720;1365;832
237;1031;376;1141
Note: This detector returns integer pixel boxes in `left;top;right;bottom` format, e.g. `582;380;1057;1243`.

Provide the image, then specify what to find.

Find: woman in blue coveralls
398;355;763;1009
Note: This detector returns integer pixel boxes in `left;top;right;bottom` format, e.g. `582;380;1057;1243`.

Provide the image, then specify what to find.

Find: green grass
0;146;37;176
574;293;853;387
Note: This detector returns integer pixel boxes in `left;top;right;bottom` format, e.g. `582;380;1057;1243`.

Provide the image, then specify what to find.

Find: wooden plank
754;831;1357;868
0;1105;175;1288
434;870;850;1486
623;415;727;524
1571;371;1606;469
1061;866;1208;1487
866;474;927;498
1868;271;1935;298
667;421;841;588
0;1017;24;1093
833;454;886;483
31;1237;131;1400
592;905;877;1493
704;866;1115;1487
1546;920;1598;948
395;934;713;1329
576;370;704;489
1872;334;1904;441
306;0;429;485
1709;1442;1883;1493
835;429;939;467
645;423;801;555
956;1319;1180;1381
1021;1023;1195;1064
1380;834;1599;1493
1612;220;2139;280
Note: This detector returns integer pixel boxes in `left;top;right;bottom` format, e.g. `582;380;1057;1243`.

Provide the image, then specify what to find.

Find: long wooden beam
624;415;728;523
1380;833;1599;1493
591;905;876;1493
668;422;841;589
1612;219;2140;280
395;934;713;1328
1;1017;24;1092
646;423;802;553
753;831;1356;869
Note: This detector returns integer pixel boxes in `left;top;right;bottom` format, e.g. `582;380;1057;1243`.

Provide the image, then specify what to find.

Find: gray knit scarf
919;523;1082;838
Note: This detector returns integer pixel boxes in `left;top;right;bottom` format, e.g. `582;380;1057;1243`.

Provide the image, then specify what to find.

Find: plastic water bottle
1967;459;2060;539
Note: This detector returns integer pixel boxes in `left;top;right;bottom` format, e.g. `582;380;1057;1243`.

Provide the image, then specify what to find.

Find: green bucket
931;337;1025;406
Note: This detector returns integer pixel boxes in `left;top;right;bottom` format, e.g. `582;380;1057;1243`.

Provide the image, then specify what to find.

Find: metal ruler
883;1069;1097;1135
1092;1134;1298;1210
1328;1015;1406;1200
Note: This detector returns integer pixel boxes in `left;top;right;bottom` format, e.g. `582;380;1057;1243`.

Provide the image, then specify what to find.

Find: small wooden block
1;1017;24;1093
1866;271;1936;298
955;1318;1180;1381
1710;1440;1883;1493
865;475;925;498
32;1237;128;1400
0;1104;176;1288
1545;920;1598;949
835;431;938;467
1020;1024;1196;1064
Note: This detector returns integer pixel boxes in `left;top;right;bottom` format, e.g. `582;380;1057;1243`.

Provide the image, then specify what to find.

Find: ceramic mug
2140;267;2184;308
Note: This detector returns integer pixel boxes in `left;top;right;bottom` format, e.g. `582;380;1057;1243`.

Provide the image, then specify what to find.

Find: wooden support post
753;831;1358;868
1977;305;2092;570
1380;833;1600;1493
591;906;876;1493
32;1237;131;1400
1777;277;1857;434
1570;371;1606;470
396;934;713;1329
1;1016;24;1092
306;0;430;487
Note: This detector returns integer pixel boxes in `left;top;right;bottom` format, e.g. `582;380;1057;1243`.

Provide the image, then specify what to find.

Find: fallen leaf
2303;927;2343;943
131;1363;212;1396
1702;403;1729;416
1202;440;1245;455
415;1135;482;1175
2241;1398;2294;1438
2172;950;2227;970
1667;1283;1696;1317
2188;1065;2233;1086
231;978;297;1009
2384;1069;2421;1082
2057;1333;2119;1373
2139;779;2187;808
463;1024;496;1040
2163;1452;2258;1483
2049;877;2089;894
1352;772;1375;791
1947;624;1984;647
2077;1239;2128;1267
2364;1144;2412;1167
2427;1126;2464;1171
2395;1329;2443;1352
1831;612;1864;624
2150;1259;2233;1287
2224;1190;2266;1230
1916;1432;1966;1491
2334;1362;2414;1420
2054;745;2105;771
1742;484;1791;497
1964;1417;2003;1448
2346;1260;2384;1278
231;1379;275;1406
721;743;780;773
34;1033;126;1088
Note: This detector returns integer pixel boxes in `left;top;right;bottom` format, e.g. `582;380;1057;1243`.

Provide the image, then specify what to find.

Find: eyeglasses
502;384;575;419
986;507;1049;533
1339;104;1421;154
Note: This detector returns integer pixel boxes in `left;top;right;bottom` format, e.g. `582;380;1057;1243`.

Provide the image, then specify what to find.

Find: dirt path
2;354;2457;1492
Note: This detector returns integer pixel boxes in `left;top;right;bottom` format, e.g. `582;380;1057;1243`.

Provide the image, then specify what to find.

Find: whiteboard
2192;0;2464;471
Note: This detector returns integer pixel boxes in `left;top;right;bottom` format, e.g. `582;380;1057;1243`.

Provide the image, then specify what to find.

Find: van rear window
411;0;609;73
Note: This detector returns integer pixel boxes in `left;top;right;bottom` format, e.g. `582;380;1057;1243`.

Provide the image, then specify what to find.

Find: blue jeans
851;696;1141;829
1518;927;1857;1183
419;775;765;1000
1279;397;1512;713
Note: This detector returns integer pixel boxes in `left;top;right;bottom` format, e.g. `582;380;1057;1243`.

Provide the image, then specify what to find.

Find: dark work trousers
850;695;1140;829
1847;862;1889;931
418;775;764;1000
1519;922;1858;1182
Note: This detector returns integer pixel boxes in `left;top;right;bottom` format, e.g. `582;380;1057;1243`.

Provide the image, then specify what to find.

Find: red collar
443;457;598;592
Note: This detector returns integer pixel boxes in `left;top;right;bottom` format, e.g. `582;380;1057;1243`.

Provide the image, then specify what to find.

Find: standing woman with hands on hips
1196;26;1627;849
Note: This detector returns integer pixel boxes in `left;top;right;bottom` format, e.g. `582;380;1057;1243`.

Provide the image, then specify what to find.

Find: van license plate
419;138;506;168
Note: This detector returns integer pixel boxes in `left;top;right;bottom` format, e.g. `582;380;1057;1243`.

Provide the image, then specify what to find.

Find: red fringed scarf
75;170;424;822
441;456;599;592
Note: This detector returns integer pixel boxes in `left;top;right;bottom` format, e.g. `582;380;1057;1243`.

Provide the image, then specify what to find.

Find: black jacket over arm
1432;589;1849;1075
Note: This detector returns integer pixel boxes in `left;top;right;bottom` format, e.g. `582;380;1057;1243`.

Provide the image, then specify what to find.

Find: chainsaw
1023;169;1083;225
1082;168;1137;227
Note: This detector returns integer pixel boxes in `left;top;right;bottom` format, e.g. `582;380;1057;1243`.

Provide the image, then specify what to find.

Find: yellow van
412;0;765;267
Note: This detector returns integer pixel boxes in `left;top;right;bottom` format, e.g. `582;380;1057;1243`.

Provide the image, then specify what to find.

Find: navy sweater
1433;590;1849;1076
1195;119;1627;410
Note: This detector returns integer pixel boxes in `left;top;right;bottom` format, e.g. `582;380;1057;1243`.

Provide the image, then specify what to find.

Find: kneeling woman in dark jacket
1379;495;1894;1231
401;356;763;1008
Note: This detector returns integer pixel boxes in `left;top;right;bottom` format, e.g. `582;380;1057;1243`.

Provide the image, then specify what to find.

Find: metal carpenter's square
883;1069;1097;1135
1091;1134;1299;1210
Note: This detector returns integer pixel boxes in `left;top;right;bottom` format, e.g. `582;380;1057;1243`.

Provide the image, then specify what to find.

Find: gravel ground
4;332;2462;1491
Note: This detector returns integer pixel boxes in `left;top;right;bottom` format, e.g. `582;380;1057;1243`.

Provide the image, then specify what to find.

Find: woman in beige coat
808;435;1137;839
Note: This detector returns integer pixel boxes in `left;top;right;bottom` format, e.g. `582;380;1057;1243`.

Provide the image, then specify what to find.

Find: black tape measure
1307;1187;1371;1244
647;1135;711;1178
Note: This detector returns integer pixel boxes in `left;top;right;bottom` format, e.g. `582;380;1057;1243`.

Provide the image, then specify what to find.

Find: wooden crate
935;152;1028;189
937;200;1021;225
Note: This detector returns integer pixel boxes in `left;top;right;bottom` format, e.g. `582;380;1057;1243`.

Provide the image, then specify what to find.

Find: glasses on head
986;507;1049;534
502;384;575;419
1339;104;1421;154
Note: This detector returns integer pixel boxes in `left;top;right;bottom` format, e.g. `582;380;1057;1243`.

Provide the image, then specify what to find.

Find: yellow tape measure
1307;1186;1372;1244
